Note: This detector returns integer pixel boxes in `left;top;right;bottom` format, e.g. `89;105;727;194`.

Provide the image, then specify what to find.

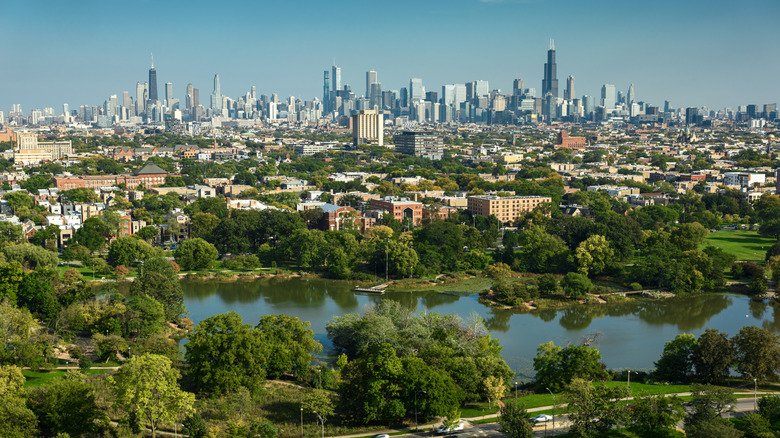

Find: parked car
371;434;390;438
531;414;553;424
435;420;465;434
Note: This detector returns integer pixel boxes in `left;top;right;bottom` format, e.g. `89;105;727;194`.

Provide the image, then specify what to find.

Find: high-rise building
369;82;382;110
135;82;145;115
122;92;133;115
410;78;424;102
366;70;377;98
627;83;635;104
323;70;330;113
331;64;341;94
513;78;524;96
582;95;594;118
601;84;616;109
394;131;444;159
542;40;559;98
352;109;383;146
475;80;489;98
148;54;158;102
564;75;575;101
211;74;223;113
186;83;194;110
165;82;173;107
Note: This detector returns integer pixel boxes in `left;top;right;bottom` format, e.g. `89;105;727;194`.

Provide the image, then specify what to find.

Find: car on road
371;434;389;438
435;420;465;434
531;414;553;424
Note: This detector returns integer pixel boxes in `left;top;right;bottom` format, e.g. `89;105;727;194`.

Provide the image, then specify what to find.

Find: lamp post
313;411;324;438
385;238;389;281
300;407;303;437
627;370;631;402
754;378;758;410
514;381;518;402
415;390;427;431
546;388;556;434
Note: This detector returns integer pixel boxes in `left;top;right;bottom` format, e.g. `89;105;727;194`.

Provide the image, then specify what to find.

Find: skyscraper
332;64;341;93
211;74;223;113
565;75;575;101
601;84;616;109
186;83;194;110
366;70;377;98
474;80;489;98
135;82;145;115
410;78;424;102
148;54;158;102
165;82;173;107
542;40;559;98
627;84;635;104
513;78;524;96
323;70;330;113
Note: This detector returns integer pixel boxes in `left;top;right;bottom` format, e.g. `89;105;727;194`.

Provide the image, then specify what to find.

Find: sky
1;0;778;113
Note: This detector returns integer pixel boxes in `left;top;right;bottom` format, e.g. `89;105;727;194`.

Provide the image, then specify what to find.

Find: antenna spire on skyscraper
550;39;554;50
151;53;154;69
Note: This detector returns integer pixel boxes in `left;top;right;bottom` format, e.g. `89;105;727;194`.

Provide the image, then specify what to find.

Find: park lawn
390;277;492;294
704;230;775;261
23;368;109;387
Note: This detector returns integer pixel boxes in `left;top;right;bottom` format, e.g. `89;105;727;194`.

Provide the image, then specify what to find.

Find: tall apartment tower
148;54;158;102
165;82;173;107
211;74;223;113
351;109;383;146
332;64;341;93
186;84;194;110
366;70;377;97
135;82;145;115
323;70;331;113
565;75;575;101
601;84;616;109
542;40;559;98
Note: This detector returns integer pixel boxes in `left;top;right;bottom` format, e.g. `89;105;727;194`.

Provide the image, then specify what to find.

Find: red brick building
54;163;175;190
555;131;587;150
319;204;360;231
369;196;423;225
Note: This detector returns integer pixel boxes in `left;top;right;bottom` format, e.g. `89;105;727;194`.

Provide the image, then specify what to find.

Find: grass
390;277;492;294
704;230;775;261
460;401;501;418
23;368;109;387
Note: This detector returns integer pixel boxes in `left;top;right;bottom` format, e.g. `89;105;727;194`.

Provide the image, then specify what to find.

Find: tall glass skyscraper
148;55;158;102
542;40;558;98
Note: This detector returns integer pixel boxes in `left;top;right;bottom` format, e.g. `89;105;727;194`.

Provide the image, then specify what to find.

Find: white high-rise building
601;84;616;110
352;109;383;146
410;78;424;102
366;70;378;98
135;82;145;115
474;80;489;98
211;74;223;113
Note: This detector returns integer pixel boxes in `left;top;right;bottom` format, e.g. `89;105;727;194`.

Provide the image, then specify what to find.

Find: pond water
182;277;780;379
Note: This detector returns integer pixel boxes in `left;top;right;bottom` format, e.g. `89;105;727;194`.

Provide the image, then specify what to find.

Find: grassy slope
704;230;775;261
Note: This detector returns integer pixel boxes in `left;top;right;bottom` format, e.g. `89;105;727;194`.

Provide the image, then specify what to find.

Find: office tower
664;100;671;113
122;92;132;117
399;88;408;108
186;84;194;110
442;85;456;106
627;83;635;104
564;75;574;101
617;91;624;105
601;84;616;109
513;78;524;96
62;103;69;117
542;40;559;98
331;64;341;94
410;78;424;102
369;83;382;109
323;70;330;113
366;70;377;98
251;86;256;101
148;55;158;102
466;82;475;102
426;91;438;103
582;95;594;118
211;74;223;113
351;109;383;146
135;82;145;115
475;80;489;98
164;82;173;107
0;111;4;125
11;104;22;114
454;84;467;107
193;88;199;108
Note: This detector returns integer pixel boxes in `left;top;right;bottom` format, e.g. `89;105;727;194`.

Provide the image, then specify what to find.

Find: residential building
352;109;383;146
393;131;444;159
467;195;551;223
369;196;423;225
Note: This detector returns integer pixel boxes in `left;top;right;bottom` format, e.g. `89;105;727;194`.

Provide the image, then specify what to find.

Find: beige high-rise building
351;109;383;146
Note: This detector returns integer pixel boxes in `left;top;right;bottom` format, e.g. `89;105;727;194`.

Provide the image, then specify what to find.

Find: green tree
189;212;221;239
29;370;106;436
129;257;184;320
301;389;335;423
107;236;158;267
654;333;698;383
733;326;780;380
574;234;615;277
630;395;685;436
398;356;463;418
112;354;195;438
566;378;628;437
339;343;405;424
0;221;24;245
185;312;267;394
135;225;158;241
483;375;507;408
671;222;709;251
533;342;607;391
498;401;534;438
736;412;773;438
72;217;112;253
693;328;734;384
3;243;57;270
61;188;100;203
174;238;219;271
516;227;570;273
560;272;593;298
17;270;60;320
0;261;25;304
685;384;740;438
255;314;322;379
92;333;128;363
4;191;34;211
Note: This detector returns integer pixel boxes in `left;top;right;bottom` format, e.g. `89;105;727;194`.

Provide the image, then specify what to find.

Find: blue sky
1;0;778;112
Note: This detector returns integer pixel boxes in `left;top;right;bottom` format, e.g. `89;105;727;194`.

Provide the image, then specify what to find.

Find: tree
693;328;734;384
533;342;607;391
112;354;195;438
685;384;740;438
671;222;709;251
107;236;158;267
3;243;58;270
566;378;628;437
92;333;128;363
189;212;221;239
575;234;615;277
4;191;34;211
255;314;322;380
560;272;593;298
483;375;506;408
17;270;60;320
175;238;219;271
0;261;25;304
498;401;534;438
338;343;405;424
0;221;24;245
29;370;106;436
629;395;685;436
185;312;267;394
736;412;773;438
733;326;780;380
516;227;570;273
301;389;335;423
654;333;698;383
135;225;158;241
72;217;111;253
129;257;184;320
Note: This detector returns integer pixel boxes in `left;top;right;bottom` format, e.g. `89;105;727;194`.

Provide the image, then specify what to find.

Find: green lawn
704;230;775;261
23;368;109;387
390;277;492;294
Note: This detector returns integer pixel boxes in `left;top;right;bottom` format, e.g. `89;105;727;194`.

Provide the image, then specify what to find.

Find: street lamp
415;390;427;431
385;238;389;282
514;381;518;402
627;370;631;402
754;378;758;410
546;388;556;434
313;410;324;438
300;407;303;437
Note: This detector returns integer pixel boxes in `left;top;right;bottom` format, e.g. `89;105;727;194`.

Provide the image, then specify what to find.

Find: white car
532;414;553;424
371;435;390;438
435;420;465;434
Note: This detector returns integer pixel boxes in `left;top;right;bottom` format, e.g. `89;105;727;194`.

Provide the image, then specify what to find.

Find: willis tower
542;40;558;98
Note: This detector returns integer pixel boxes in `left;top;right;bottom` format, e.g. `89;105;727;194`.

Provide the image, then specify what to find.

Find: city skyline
1;0;778;111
